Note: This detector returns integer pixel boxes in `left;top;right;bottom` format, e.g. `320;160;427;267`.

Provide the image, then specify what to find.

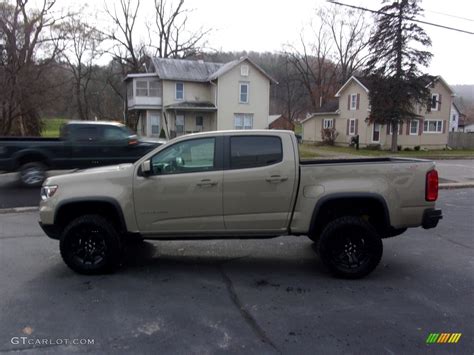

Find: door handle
197;179;218;187
265;175;288;183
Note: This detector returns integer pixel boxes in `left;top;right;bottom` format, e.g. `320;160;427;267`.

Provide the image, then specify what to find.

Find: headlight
40;185;58;201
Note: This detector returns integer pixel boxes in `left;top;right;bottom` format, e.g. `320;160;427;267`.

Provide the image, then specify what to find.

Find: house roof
268;114;282;125
149;56;277;84
151;58;223;82
301;100;340;123
335;76;370;97
123;73;158;81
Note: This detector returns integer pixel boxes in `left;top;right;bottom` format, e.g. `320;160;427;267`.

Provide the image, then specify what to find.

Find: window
410;120;419;135
452;114;456;122
350;94;357;110
72;126;100;142
239;83;249;103
241;65;249;76
150;138;215;175
136;81;148;96
149;81;160;97
102;126;129;140
431;94;439;111
175;82;184;100
349;118;356;135
127;82;133;98
323;119;334;129
423;120;443;133
176;115;185;134
234;114;253;129
230;136;282;169
388;122;402;135
196;116;203;128
135;80;159;97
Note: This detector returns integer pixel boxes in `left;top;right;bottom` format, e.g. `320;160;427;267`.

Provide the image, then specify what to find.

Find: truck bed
300;157;425;165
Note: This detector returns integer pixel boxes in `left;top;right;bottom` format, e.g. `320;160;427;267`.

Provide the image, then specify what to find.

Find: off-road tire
317;216;383;279
60;215;122;275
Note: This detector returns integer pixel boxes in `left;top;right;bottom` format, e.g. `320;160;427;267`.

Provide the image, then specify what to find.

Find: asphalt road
0;189;473;354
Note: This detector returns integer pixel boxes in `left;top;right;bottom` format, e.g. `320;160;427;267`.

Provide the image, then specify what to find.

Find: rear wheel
60;215;122;275
317;216;383;279
19;162;46;187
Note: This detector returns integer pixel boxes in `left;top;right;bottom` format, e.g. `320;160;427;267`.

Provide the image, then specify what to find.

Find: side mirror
141;160;151;175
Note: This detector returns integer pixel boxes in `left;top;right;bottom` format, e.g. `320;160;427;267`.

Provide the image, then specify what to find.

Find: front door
223;135;297;233
133;137;224;235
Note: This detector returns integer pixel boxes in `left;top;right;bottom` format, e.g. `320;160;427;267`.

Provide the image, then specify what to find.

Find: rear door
68;125;103;168
222;134;297;233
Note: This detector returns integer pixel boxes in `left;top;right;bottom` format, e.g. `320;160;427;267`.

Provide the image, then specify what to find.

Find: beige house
302;76;454;149
124;57;276;138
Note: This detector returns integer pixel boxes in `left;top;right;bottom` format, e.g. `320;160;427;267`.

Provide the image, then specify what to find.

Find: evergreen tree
365;0;433;152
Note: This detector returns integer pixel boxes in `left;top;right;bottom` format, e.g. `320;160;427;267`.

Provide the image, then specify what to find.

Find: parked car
39;130;442;278
0;121;166;186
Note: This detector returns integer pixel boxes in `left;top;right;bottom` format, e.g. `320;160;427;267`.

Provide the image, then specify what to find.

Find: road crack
219;264;280;354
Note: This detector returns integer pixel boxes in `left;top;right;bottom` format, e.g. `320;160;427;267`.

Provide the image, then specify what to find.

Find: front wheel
317;216;383;279
19;162;46;187
60;215;122;275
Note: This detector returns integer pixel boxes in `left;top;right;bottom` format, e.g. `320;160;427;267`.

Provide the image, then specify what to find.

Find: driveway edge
0;206;38;214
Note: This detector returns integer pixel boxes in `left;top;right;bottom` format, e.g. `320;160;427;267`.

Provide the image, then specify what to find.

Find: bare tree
58;14;103;120
321;4;370;84
151;0;210;58
0;0;63;135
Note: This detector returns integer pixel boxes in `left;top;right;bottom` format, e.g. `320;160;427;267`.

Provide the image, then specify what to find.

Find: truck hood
44;164;135;186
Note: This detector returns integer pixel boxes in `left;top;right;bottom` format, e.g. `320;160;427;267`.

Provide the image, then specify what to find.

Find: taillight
426;170;438;202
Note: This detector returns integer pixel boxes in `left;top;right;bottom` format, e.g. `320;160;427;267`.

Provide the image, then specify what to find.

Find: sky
71;0;474;85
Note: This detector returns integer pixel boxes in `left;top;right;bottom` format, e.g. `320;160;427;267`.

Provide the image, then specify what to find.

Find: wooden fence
448;132;474;149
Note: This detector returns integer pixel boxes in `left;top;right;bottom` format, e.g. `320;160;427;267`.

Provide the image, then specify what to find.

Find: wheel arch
54;197;127;234
309;193;391;239
14;149;51;169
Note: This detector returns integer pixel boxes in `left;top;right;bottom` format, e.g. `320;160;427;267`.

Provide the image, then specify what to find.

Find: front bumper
39;222;62;240
422;208;443;229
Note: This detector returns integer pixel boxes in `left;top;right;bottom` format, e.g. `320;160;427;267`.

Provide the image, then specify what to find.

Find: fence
448;132;474;149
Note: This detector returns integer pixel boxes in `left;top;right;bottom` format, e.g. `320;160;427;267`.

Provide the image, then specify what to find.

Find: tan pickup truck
39;130;442;278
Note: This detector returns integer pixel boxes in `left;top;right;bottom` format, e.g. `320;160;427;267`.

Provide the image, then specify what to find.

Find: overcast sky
76;0;474;85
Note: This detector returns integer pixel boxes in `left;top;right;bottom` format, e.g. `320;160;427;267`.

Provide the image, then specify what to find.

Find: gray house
124;57;276;138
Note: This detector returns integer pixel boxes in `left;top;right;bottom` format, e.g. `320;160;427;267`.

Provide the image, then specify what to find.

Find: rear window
230;136;282;169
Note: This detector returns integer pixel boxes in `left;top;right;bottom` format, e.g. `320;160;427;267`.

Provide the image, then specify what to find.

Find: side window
73;126;100;142
150;138;215;175
230;136;282;169
102;126;129;140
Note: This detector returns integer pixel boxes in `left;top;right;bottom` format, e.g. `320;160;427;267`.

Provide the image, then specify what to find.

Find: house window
175;82;184;100
350;94;357;110
452;114;456;122
410;120;419;135
240;65;249;76
127;82;133;98
431;94;439;111
136;81;148;96
423;120;443;133
323;118;334;129
239;83;249;103
388;122;402;135
349;118;356;135
149;81;160;97
234;113;253;130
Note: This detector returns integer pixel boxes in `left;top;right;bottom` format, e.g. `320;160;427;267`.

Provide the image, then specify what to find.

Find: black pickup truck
0;121;165;187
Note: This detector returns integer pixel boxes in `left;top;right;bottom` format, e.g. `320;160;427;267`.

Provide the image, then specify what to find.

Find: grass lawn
300;144;474;159
41;117;68;137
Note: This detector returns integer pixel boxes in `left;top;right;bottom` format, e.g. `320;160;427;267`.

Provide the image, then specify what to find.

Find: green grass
294;123;302;136
300;144;474;159
41;117;68;137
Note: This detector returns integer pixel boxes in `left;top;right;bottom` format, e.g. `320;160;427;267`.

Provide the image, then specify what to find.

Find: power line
424;9;474;23
327;1;474;35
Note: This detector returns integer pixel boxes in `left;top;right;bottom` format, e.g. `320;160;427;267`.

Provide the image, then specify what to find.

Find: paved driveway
0;189;472;354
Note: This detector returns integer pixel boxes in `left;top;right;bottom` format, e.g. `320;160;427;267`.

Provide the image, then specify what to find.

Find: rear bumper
422;208;442;229
39;222;62;240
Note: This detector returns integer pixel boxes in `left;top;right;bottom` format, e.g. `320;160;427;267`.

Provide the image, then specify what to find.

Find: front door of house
372;123;381;143
149;112;161;137
176;114;185;136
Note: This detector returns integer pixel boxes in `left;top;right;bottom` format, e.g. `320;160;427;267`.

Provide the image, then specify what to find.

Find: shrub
367;144;381;150
321;128;339;145
404;147;412;151
397;145;402;151
159;128;166;139
414;145;420;151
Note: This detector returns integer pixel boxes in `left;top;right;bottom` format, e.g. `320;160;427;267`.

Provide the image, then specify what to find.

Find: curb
0;206;38;214
439;182;474;190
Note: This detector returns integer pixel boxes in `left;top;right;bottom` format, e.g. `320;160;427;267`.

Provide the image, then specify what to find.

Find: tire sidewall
60;215;122;275
318;216;383;279
19;162;46;187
